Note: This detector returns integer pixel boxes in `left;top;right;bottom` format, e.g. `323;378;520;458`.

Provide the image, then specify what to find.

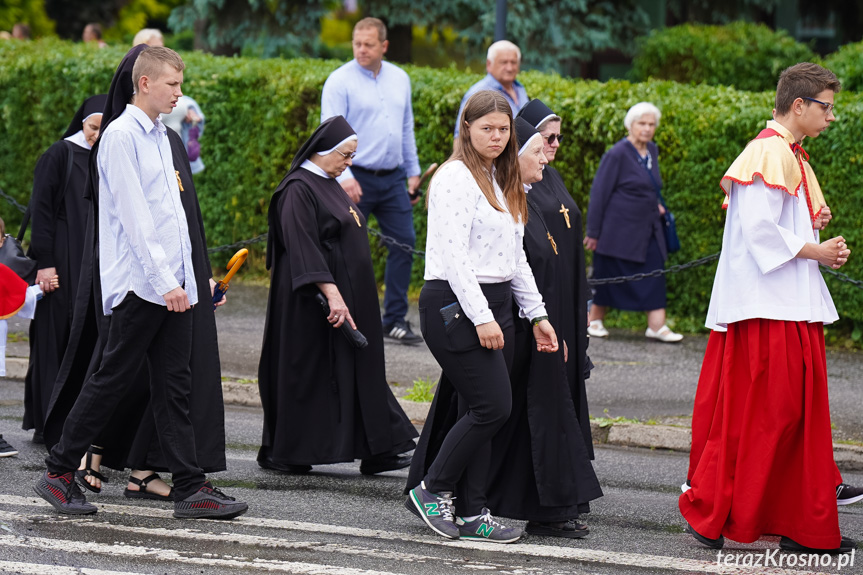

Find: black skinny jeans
46;294;205;500
420;280;515;516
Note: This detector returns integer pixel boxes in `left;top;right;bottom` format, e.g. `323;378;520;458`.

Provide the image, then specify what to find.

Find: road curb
1;358;28;380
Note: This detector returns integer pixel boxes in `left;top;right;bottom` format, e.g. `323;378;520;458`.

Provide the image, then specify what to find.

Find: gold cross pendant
547;232;558;255
349;206;361;227
175;170;184;192
559;203;570;228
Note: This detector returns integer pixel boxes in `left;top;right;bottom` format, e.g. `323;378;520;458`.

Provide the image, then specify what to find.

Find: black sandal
123;473;174;501
75;445;108;494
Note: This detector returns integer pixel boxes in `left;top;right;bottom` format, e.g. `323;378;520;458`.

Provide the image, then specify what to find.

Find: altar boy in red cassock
679;62;856;555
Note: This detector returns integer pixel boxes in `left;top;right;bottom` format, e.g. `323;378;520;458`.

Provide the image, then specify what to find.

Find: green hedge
631;22;818;92
3;39;863;336
825;41;863;92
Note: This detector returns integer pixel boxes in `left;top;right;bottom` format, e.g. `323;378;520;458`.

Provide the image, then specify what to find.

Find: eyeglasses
802;97;835;115
333;148;357;160
544;133;564;145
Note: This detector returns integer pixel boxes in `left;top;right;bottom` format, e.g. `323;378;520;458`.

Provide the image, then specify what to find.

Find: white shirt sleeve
511;226;547;320
427;166;493;325
99;130;180;296
737;178;807;274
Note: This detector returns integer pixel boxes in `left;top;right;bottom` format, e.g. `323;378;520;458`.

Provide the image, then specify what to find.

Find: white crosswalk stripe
0;495;837;575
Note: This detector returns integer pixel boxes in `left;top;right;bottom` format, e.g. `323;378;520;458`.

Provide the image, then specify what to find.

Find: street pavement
2;283;863;573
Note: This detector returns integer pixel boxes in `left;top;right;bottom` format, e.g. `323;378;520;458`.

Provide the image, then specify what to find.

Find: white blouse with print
424;160;546;326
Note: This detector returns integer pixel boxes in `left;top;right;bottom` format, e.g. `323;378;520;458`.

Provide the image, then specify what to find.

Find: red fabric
680;319;842;549
0;263;27;319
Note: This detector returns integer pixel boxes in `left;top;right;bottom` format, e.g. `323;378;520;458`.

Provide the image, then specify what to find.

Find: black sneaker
33;471;97;515
173;482;249;520
836;483;863;506
407;481;459;539
0;435;18;457
457;508;523;543
383;320;423;345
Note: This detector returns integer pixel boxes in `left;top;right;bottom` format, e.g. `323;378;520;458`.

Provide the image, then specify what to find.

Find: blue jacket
586;138;667;264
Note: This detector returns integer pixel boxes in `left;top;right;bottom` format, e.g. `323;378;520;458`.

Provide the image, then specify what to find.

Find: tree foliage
0;0;55;37
168;0;339;57
363;0;651;76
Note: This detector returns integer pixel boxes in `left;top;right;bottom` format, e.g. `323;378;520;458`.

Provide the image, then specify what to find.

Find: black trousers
420;280;514;516
46;294;205;499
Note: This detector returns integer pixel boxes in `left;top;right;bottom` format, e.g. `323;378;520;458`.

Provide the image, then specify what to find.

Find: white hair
133;28;163;47
623;102;661;131
487;40;521;64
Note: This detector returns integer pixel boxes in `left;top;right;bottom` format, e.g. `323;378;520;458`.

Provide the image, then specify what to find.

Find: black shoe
33;471;97;515
686;523;724;549
32;431;44;445
0;435;18;457
258;458;312;474
836;483;863;506
173;482;248;520
382;320;423;345
360;454;412;475
525;519;589;539
779;536;856;554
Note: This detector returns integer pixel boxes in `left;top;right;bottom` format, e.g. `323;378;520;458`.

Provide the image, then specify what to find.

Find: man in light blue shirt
321;17;423;345
36;46;247;520
454;40;528;139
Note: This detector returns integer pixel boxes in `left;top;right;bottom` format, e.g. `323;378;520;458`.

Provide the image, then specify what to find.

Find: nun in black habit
23;93;106;441
43;45;226;498
258;116;417;474
485;117;602;537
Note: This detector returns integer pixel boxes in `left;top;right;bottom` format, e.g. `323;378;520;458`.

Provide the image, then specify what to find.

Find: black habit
258;133;417;468
22;138;91;435
43;45;226;473
486;166;602;521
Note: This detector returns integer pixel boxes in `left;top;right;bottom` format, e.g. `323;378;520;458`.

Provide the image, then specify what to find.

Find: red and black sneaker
173;482;248;520
33;471;97;515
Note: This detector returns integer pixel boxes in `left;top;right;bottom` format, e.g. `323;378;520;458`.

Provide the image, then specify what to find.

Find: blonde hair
353;17;386;42
432;91;526;223
132;46;185;93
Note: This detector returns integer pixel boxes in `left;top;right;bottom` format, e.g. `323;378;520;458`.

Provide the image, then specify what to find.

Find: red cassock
680;318;842;549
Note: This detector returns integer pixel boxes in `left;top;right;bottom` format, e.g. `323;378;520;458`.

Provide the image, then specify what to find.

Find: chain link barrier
6;187;863;291
0;186;27;214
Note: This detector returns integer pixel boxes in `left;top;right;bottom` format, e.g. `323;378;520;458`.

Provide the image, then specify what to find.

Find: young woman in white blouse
405;90;558;543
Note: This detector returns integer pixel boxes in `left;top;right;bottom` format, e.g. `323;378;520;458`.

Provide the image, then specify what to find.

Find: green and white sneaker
407;481;459;539
457;508;523;543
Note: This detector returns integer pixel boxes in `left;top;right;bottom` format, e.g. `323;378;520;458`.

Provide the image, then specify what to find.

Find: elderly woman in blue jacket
583;102;682;343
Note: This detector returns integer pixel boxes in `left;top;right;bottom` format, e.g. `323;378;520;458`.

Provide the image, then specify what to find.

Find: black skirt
592;235;666;311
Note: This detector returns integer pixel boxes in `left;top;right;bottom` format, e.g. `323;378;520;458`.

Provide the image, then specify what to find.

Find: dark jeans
352;166;415;326
45;294;205;500
419;280;514;516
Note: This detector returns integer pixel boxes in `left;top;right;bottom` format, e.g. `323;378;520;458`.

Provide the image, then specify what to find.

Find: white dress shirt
705;179;837;330
424;160;546;325
97;104;197;315
321;60;420;181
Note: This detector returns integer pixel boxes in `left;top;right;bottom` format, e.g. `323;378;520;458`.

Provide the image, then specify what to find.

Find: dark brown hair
432;90;526;222
775;62;840;115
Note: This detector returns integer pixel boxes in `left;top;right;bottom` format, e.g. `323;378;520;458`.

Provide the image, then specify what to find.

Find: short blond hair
133;28;163;47
132;46;184;93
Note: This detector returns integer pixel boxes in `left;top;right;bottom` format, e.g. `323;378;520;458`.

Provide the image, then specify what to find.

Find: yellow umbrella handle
221;248;249;284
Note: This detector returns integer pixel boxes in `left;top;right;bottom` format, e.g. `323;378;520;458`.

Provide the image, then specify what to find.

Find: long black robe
43;128;226;473
257;168;417;468
484;167;602;521
22;140;90;434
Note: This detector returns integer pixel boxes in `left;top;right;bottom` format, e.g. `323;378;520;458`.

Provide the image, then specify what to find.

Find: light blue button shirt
97;104;197;315
454;74;528;138
321;59;420;182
